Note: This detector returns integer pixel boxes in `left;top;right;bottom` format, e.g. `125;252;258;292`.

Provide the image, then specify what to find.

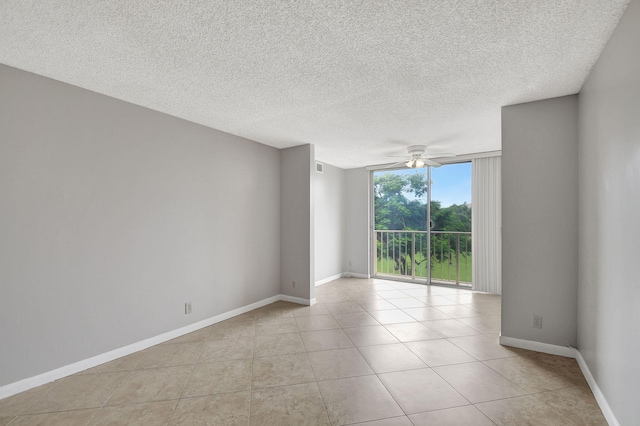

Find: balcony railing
373;230;472;286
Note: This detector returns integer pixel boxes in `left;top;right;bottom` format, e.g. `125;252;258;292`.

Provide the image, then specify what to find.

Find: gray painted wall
0;64;282;387
280;145;315;301
314;163;346;282
501;96;579;347
344;168;370;277
578;0;640;423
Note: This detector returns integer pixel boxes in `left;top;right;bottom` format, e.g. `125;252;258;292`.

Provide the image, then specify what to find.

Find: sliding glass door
372;162;471;286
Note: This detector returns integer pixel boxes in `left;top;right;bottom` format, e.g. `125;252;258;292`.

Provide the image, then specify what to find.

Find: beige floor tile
378;368;469;414
0;382;58;417
434;304;480;318
316;285;345;293
254;317;299;335
372;282;395;291
291;303;331;317
469;302;501;316
324;301;365;314
27;372;128;414
252;305;295;320
402;306;451;321
136;341;203;369
316;288;347;298
332;312;379;328
389;282;423;290
250;382;330;425
405;339;477;366
351;417;413;425
429;287;467;296
484;356;578;393
423;319;482;337
106;365;191;406
401;288;434;298
342;325;399;347
383;322;442;342
448;334;519;360
317;375;403;425
206;320;256;340
457;315;501;334
295;315;341;331
409;405;494;426
316;294;353;304
443;294;476;304
169;392;250;425
357;299;397;311
348;292;383;303
518;352;588;387
77;350;148;375
535;385;607;425
89;400;177;425
8;408;98;426
182;359;252;397
434;362;528;403
357;343;426;373
253;333;306;357
301;329;354;352
198;337;253;363
228;311;261;323
0;417;14;426
388;298;426;309
476;395;577;425
252;353;315;389
308;348;373;381
368;309;415;325
421;295;458;306
162;328;212;345
375;290;409;299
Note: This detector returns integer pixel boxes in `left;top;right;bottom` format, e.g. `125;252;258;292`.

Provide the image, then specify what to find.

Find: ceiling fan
385;145;456;168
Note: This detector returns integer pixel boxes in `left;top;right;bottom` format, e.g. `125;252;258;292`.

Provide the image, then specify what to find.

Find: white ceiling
0;1;629;169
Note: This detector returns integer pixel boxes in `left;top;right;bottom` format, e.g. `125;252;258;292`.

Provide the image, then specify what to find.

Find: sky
374;162;471;207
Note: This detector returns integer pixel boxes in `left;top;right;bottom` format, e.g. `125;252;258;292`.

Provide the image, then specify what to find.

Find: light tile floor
0;278;607;425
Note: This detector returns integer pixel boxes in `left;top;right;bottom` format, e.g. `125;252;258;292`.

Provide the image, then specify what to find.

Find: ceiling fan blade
423;152;456;158
423;159;442;167
384;161;409;169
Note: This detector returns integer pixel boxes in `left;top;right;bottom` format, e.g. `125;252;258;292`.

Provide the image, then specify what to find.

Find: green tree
374;171;471;274
374;173;427;231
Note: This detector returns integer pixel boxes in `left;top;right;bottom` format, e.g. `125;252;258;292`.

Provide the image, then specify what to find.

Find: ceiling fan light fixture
415;159;425;168
406;159;415;168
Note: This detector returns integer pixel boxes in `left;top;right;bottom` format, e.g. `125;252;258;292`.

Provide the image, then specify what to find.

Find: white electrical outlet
292;281;296;288
533;315;542;329
185;302;192;314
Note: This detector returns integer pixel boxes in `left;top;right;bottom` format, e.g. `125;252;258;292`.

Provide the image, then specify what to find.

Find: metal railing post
455;234;460;285
373;231;378;276
411;232;416;279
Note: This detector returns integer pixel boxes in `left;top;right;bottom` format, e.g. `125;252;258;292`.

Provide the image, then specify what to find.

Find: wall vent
316;162;324;173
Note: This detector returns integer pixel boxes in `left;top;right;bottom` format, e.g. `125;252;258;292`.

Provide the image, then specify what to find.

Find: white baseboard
280;294;315;306
575;351;620;426
344;272;369;279
315;273;343;286
499;335;577;358
0;293;299;400
315;272;370;287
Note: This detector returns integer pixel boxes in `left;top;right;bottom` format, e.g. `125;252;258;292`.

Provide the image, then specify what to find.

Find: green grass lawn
376;253;472;283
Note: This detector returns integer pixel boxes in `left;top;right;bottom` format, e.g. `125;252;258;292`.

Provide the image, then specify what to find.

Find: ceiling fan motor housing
407;145;427;157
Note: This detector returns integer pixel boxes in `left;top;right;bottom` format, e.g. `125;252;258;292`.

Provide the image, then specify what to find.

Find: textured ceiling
0;1;629;168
